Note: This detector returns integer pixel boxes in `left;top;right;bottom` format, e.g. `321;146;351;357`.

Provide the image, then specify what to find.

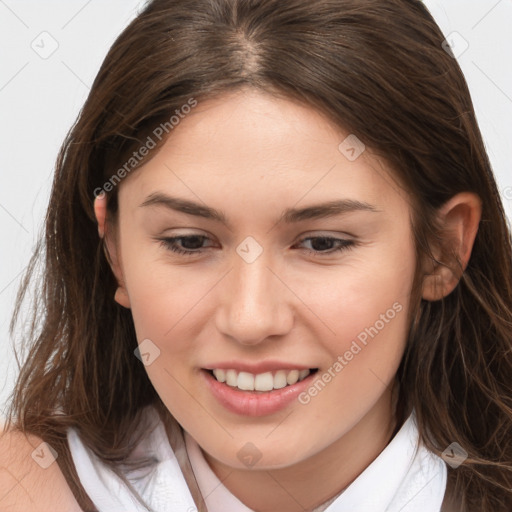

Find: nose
215;249;294;346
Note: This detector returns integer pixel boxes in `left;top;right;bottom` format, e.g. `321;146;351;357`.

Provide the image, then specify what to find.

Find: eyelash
157;235;355;257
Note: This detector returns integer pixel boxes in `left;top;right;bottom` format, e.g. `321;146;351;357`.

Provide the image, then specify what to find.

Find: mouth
201;367;319;416
205;368;318;392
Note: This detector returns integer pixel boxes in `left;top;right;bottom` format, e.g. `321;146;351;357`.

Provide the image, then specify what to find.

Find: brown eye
158;235;212;256
296;237;355;256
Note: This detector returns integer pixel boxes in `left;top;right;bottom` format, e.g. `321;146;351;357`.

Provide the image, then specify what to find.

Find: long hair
4;1;512;510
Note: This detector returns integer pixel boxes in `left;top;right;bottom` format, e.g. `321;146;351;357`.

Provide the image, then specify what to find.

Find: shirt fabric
67;406;448;512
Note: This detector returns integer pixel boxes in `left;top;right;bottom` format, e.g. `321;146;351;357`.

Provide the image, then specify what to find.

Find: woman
1;1;511;511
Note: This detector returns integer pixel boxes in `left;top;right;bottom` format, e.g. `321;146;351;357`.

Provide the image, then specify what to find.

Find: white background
1;0;511;417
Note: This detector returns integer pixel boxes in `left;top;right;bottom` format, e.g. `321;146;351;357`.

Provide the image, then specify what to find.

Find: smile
210;368;313;392
202;367;319;416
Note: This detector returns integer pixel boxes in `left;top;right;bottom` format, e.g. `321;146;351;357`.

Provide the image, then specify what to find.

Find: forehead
118;88;411;222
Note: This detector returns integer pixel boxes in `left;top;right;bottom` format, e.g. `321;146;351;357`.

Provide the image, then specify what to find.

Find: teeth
211;368;312;391
237;371;254;391
273;370;288;389
286;370;299;385
213;369;226;383
254;372;274;391
299;369;310;380
226;369;238;387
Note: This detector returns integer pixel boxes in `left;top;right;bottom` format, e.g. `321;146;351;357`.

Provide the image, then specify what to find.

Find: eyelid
296;230;355;240
156;232;357;258
158;230;354;244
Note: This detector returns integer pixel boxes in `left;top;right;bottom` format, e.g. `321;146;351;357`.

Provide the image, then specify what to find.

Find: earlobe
421;192;482;302
93;193;131;309
114;286;131;309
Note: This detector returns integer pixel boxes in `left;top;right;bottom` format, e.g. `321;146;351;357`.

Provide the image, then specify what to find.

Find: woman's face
107;87;417;470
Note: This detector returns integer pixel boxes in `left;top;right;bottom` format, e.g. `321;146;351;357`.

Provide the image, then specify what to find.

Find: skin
87;87;481;512
0;429;81;511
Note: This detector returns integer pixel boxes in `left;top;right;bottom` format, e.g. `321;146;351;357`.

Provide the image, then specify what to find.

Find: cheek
118;229;204;346
302;238;415;412
120;257;203;418
297;236;415;422
303;239;415;354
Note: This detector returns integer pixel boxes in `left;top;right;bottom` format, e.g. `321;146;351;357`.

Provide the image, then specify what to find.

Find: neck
202;384;400;512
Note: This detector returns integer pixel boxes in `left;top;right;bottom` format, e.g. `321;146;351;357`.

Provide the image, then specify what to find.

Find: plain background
0;0;511;418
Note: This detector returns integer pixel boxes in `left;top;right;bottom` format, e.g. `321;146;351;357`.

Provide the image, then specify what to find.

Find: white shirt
67;406;447;512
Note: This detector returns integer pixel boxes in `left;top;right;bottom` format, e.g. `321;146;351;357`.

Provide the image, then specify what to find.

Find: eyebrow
139;192;380;228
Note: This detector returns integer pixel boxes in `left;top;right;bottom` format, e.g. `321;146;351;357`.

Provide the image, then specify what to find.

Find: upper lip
203;360;315;374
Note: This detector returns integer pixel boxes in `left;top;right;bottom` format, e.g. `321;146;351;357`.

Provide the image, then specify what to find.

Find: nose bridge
216;244;292;344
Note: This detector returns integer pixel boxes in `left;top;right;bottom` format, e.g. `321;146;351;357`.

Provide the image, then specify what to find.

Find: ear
421;192;482;301
93;192;131;309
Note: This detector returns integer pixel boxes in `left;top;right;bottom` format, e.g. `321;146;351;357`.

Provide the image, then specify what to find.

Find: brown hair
4;0;512;510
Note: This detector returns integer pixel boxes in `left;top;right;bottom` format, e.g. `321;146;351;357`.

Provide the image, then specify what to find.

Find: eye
157;235;213;256
295;236;355;256
157;234;355;257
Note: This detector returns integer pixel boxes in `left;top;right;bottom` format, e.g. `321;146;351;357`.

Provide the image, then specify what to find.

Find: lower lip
201;369;317;416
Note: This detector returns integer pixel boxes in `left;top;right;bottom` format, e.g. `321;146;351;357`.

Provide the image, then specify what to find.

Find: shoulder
0;425;82;512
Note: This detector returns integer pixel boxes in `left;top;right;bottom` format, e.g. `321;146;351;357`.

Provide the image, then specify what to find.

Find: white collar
67;408;446;512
